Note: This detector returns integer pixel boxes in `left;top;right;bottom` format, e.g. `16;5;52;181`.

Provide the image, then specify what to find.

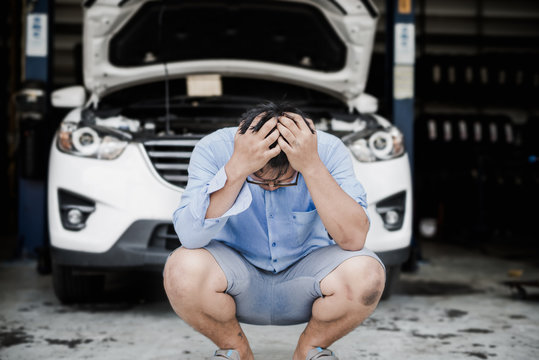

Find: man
163;102;385;360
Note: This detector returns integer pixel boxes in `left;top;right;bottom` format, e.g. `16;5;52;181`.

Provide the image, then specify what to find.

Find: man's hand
226;115;281;180
277;113;320;174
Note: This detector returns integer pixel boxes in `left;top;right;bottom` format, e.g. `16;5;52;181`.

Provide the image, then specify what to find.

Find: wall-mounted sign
394;65;414;100
394;23;415;65
26;14;48;57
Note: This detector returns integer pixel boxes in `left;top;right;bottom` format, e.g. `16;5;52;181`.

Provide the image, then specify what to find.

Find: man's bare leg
293;256;386;360
163;248;254;360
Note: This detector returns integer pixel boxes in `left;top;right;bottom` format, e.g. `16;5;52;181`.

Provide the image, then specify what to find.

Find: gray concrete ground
1;240;539;360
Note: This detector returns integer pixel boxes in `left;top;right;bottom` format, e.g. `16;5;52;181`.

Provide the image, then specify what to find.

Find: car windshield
109;0;346;72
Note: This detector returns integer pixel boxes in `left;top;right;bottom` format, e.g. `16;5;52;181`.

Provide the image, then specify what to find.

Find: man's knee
324;256;386;307
163;247;225;298
345;256;385;306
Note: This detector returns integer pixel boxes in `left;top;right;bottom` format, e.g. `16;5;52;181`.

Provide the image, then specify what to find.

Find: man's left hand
277;113;321;174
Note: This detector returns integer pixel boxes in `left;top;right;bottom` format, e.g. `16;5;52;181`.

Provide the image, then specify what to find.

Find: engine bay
82;77;375;140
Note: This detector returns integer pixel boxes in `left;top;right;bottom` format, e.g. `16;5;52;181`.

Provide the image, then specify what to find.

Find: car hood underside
83;0;379;103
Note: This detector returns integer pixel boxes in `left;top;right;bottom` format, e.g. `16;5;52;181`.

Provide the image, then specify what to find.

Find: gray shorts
203;241;385;326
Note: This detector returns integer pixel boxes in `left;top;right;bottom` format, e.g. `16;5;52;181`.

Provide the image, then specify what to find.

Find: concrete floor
1;240;539;360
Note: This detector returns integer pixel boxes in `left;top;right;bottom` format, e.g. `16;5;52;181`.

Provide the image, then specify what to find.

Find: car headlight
57;122;130;160
343;126;405;162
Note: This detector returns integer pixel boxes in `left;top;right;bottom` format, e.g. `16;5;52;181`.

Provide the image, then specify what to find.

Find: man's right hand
226;115;281;181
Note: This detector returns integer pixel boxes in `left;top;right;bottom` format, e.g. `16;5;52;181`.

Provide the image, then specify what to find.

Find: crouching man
163;102;385;360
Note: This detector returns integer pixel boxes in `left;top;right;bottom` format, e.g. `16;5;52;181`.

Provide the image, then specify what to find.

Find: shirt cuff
191;166;252;224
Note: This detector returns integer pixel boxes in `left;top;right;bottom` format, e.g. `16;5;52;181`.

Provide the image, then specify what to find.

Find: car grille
143;135;204;188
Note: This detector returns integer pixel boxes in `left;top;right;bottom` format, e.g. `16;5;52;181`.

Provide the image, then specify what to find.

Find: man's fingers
276;123;295;145
283;112;306;128
304;118;316;134
257;117;278;138
285;112;315;134
263;128;280;146
249;113;265;130
283;112;315;134
277;136;292;153
278;115;300;136
267;143;281;158
283;112;303;122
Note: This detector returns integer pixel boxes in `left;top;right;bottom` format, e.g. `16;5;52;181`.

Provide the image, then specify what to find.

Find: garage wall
371;0;539;246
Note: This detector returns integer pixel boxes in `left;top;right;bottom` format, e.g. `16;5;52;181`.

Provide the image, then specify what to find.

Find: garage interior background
1;0;539;262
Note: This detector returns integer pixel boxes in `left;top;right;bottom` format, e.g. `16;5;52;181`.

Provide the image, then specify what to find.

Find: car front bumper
48;138;412;270
51;218;410;272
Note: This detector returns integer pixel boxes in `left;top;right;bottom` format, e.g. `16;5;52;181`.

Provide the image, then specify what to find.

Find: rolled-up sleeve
172;135;252;249
324;138;370;224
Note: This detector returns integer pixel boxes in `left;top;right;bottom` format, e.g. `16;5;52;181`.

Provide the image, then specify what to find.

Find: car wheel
52;264;105;304
381;265;401;300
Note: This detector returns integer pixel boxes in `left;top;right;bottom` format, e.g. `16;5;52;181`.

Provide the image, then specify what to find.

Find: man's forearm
302;161;369;250
205;162;246;219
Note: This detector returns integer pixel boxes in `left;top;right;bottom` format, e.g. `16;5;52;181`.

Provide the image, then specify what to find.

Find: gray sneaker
306;347;339;360
213;349;241;360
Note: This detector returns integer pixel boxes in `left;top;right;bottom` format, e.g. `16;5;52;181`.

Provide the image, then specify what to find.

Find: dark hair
238;101;311;179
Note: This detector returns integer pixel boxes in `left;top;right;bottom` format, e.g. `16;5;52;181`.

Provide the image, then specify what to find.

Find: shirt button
272;242;276;247
273;259;277;263
269;214;274;218
292;215;296;219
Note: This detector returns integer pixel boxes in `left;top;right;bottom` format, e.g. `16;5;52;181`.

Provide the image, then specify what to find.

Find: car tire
381;265;401;300
52;264;105;304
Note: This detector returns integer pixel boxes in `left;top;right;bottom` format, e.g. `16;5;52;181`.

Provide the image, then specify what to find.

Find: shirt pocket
291;209;319;245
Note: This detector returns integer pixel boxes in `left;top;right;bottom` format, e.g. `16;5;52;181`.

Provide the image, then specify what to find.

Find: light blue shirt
172;127;369;273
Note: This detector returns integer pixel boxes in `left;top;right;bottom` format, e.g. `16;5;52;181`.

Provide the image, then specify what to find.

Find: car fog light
384;210;400;225
58;189;95;231
375;191;406;231
67;208;83;225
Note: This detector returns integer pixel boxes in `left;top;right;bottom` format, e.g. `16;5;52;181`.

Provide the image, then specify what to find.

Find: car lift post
17;0;51;264
385;0;418;268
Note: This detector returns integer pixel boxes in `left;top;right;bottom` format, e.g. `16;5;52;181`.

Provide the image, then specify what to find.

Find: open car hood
83;0;379;104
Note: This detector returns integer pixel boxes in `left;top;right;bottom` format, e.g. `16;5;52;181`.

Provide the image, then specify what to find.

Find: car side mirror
51;86;86;108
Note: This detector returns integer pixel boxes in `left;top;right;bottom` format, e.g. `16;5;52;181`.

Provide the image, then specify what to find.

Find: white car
48;0;412;303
